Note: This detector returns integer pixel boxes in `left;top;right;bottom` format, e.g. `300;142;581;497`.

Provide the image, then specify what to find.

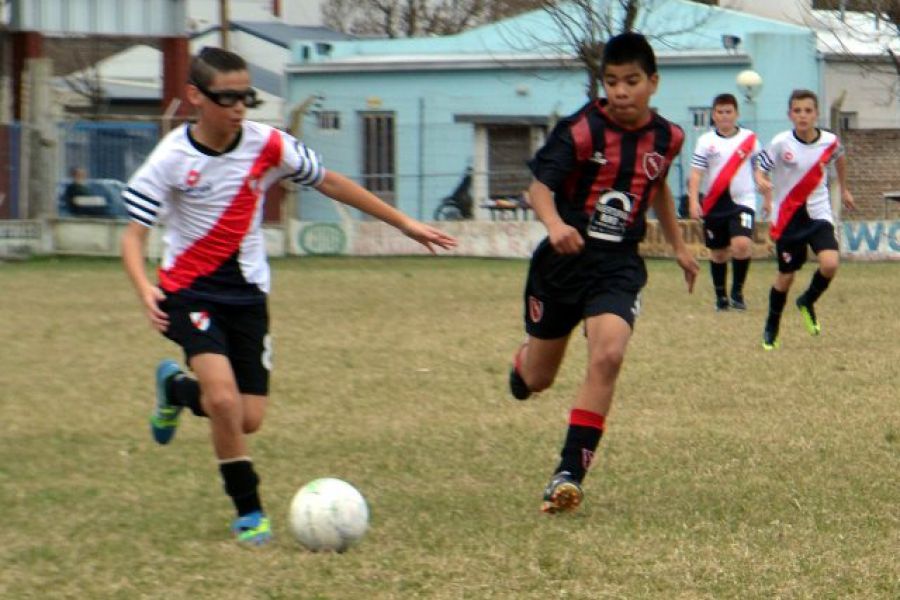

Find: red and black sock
554;409;605;483
219;458;262;516
167;373;206;417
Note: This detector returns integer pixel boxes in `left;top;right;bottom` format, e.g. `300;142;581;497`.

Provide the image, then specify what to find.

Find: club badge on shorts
189;311;211;331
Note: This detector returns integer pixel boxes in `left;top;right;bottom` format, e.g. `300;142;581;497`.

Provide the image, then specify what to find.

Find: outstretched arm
315;170;457;253
653;182;698;293
755;168;773;220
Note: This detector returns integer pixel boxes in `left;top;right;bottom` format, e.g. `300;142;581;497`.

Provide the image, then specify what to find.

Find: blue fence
60;121;160;184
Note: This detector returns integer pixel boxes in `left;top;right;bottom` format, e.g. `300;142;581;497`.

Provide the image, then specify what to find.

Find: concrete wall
3;218;898;261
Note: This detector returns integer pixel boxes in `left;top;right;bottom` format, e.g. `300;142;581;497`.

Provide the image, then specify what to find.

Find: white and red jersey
124;120;324;303
758;129;844;241
690;127;760;218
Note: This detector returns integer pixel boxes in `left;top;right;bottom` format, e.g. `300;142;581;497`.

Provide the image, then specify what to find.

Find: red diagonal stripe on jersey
159;129;283;293
701;133;756;215
769;139;839;241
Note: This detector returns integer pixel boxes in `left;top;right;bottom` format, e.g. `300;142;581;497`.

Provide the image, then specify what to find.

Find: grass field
1;256;898;599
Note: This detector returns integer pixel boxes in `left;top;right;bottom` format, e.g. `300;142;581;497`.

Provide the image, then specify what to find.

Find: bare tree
528;1;717;98
808;1;900;70
322;0;717;97
323;0;545;37
805;1;900;104
61;44;109;118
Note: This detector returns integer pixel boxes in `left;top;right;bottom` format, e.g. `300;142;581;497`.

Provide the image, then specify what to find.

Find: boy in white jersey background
755;89;855;350
120;47;456;545
687;93;765;311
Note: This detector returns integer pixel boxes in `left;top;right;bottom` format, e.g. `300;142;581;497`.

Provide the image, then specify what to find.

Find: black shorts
776;221;839;273
159;293;271;395
702;208;755;250
523;240;647;339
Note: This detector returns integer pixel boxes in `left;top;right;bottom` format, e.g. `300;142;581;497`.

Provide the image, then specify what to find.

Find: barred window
316;111;340;131
690;107;712;130
360;112;395;203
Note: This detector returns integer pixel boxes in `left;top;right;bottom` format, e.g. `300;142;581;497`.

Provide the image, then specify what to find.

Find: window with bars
360;112;395;203
839;111;858;130
316;111;340;131
690;106;712;130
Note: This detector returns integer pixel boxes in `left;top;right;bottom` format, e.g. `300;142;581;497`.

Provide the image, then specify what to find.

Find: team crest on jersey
783;151;795;162
642;152;665;180
189;311;211;331
177;169;214;197
528;296;544;323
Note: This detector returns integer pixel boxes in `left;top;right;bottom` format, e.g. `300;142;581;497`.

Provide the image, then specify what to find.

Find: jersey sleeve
690;135;709;171
758;137;779;173
278;131;325;187
527;120;576;192
831;138;846;162
664;123;685;179
123;150;173;228
751;136;764;167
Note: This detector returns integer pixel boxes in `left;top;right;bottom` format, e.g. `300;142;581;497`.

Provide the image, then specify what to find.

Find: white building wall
825;60;900;128
718;0;813;25
186;0;323;30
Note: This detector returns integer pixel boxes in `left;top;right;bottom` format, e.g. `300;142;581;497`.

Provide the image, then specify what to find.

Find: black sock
554;409;605;483
711;261;727;299
766;287;787;333
731;258;750;297
166;373;206;417
219;458;262;516
802;270;831;305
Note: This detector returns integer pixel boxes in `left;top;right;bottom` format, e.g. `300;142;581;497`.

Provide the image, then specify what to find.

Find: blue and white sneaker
150;359;183;445
232;511;272;546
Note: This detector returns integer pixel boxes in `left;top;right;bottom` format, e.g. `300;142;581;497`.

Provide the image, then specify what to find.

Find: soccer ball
288;478;369;552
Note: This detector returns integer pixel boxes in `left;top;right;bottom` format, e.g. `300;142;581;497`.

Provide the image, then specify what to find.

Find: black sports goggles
191;80;262;108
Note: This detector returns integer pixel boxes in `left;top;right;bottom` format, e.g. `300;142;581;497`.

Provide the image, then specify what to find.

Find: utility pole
219;0;230;50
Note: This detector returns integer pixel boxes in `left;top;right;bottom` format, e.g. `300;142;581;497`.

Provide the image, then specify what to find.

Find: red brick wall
842;129;900;221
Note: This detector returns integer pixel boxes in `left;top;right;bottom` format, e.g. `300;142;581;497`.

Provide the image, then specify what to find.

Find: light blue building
284;1;817;222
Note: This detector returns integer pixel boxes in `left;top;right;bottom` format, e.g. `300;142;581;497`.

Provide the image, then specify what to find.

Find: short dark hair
789;89;819;110
602;32;657;76
712;93;738;110
189;46;248;88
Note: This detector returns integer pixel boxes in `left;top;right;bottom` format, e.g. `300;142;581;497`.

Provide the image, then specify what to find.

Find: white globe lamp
736;69;763;103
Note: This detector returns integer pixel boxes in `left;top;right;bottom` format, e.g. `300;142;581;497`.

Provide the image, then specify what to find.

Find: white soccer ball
288;478;369;552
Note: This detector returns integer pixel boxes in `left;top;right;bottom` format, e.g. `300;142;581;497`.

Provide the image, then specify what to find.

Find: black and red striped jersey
528;99;684;247
124;121;324;304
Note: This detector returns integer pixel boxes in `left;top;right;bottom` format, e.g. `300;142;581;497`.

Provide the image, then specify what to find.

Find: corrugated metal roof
10;0;186;36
